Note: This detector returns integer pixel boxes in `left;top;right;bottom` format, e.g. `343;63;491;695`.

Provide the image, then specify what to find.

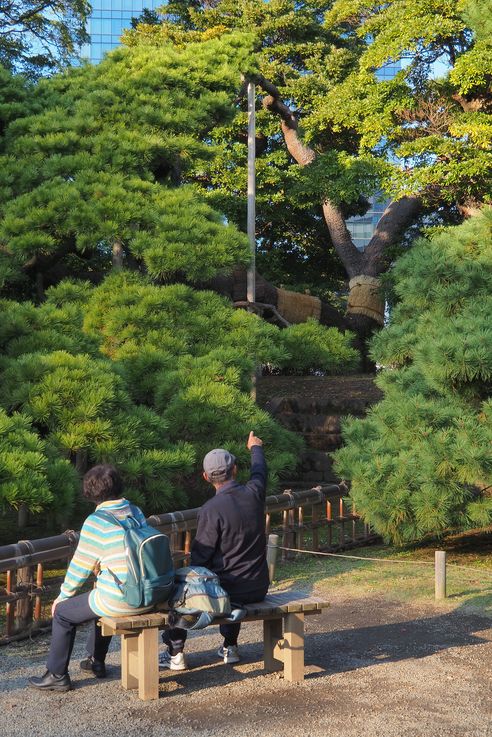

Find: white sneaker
159;650;187;671
218;645;240;664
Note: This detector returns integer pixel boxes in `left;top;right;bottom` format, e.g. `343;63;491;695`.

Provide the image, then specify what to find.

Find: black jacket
190;445;269;598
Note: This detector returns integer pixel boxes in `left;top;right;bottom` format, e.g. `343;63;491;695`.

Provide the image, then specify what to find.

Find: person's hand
247;431;263;449
51;598;60;617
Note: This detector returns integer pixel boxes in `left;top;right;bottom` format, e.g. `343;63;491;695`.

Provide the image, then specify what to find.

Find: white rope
277;546;492;579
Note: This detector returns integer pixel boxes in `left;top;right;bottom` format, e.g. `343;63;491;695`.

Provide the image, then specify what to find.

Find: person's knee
53;601;76;627
53;608;68;626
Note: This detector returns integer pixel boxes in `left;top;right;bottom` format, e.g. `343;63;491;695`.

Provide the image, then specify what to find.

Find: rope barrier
277;546;492;580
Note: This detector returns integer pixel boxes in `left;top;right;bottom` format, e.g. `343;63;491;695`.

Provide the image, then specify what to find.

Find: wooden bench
99;590;329;700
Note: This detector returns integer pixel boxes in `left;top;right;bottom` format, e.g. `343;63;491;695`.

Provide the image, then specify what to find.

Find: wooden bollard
435;550;447;600
267;534;279;583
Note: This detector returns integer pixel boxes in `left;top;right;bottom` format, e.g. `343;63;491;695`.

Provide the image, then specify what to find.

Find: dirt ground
1;590;491;737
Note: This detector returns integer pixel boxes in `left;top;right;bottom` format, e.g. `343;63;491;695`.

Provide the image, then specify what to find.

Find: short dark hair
83;464;123;504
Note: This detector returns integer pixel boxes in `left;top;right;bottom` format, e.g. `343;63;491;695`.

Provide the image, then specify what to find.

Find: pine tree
126;0;492;345
334;211;492;543
0;273;357;518
0;30;359;523
0;33;256;298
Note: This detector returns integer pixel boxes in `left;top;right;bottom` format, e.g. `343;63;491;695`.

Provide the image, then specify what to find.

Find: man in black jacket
160;431;269;670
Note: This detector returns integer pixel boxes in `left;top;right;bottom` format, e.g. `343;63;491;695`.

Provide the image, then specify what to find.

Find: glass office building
346;61;401;251
84;0;163;63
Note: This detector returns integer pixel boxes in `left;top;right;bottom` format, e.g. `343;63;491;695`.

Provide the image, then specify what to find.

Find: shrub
335;211;492;543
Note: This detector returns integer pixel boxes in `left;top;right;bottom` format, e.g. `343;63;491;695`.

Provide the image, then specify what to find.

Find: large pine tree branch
451;93;489;113
254;75;426;341
320;199;365;279
256;76;425;278
256;75;363;275
363;195;423;276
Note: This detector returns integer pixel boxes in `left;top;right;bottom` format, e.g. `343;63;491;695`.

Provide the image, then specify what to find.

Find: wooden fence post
267;534;279;583
435;550;447;600
14;565;33;633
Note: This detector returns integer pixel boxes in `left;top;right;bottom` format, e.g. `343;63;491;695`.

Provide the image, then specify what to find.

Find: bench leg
121;634;139;690
137;628;160;700
283;612;305;682
263;618;283;672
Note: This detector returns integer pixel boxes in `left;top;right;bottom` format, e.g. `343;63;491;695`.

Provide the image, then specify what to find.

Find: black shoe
28;670;72;692
80;656;107;678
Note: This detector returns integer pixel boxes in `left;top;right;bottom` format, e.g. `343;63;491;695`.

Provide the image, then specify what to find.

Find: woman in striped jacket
29;464;152;692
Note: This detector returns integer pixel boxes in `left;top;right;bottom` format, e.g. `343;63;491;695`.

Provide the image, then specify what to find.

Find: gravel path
1;593;491;737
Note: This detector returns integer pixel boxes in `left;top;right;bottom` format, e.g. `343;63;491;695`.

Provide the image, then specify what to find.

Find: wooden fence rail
0;483;376;643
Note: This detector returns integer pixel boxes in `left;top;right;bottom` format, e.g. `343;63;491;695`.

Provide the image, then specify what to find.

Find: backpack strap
91;509;131;590
93;507;142;530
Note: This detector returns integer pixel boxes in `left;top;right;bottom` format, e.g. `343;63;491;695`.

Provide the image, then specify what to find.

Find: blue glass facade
346;61;401;251
346;197;389;252
84;0;163;63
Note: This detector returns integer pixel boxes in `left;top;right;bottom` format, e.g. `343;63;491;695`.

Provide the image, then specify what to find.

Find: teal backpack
95;505;174;608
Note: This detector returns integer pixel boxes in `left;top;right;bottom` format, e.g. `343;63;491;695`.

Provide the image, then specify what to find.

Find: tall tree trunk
257;76;423;351
35;272;45;302
17;503;28;530
75;449;88;474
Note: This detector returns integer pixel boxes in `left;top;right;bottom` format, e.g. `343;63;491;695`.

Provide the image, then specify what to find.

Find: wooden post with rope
267;533;279;583
435;550;447;600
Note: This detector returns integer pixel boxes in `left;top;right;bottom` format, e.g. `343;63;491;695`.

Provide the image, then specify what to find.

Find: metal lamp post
247;80;256;306
246;81;257;401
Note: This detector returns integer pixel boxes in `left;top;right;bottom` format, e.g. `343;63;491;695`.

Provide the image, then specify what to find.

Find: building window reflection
84;0;162;63
346;60;401;252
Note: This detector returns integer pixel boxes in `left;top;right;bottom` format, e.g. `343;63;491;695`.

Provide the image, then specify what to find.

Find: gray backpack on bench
167;566;246;630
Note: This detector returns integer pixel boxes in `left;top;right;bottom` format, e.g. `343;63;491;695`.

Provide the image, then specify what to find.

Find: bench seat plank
100;591;326;632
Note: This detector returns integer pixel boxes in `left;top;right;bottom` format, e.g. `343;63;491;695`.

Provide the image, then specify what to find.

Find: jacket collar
215;480;240;495
96;498;126;510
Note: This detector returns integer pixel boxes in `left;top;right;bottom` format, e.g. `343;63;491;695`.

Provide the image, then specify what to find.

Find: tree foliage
0;0;90;76
0;31;360;524
321;0;492;207
125;0;355;299
0;273;357;517
0;408;77;515
0;33;257;298
334;211;492;543
126;0;491;333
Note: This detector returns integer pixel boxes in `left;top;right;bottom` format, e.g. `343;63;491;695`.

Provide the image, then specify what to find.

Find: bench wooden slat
100;591;327;630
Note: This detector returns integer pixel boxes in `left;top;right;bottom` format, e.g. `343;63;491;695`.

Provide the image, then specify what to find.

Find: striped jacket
58;498;153;617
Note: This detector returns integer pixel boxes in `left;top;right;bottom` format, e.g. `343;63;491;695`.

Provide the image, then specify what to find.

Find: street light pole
247;80;256;306
246;80;257;401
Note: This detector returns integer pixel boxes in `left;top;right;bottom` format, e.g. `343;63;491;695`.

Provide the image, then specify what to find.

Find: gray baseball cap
203;448;236;481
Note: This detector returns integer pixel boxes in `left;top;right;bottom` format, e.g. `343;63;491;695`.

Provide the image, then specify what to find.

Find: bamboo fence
0;483;375;643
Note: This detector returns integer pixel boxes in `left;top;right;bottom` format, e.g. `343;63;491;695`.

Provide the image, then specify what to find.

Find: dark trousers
46;592;112;675
163;585;268;655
